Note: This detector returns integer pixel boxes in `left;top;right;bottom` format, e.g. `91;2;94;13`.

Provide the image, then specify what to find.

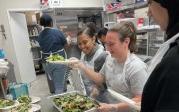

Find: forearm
115;95;141;111
81;65;104;86
99;95;141;112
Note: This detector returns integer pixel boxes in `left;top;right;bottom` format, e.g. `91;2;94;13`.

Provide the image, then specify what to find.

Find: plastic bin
9;83;29;100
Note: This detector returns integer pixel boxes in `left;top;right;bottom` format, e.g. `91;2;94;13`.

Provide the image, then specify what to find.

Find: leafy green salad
0;99;15;108
47;54;65;61
15;95;32;112
53;93;99;112
17;95;31;104
15;103;31;112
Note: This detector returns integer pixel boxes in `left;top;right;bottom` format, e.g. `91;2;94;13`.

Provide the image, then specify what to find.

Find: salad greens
16;95;32;112
15;103;31;112
47;54;65;61
53;94;99;112
17;95;31;104
0;99;14;108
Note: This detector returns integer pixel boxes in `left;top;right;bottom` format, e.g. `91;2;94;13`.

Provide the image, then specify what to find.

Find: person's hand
98;103;118;112
66;35;72;45
90;86;99;98
68;57;85;70
135;102;141;110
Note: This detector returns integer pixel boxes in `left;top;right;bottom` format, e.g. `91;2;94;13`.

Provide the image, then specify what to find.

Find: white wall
0;0;103;83
0;22;4;49
0;0;40;83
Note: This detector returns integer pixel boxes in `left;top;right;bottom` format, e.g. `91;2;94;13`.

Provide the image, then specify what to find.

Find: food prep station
0;0;166;111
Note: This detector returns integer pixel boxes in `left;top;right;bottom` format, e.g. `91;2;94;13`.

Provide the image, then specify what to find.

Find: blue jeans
42;62;67;94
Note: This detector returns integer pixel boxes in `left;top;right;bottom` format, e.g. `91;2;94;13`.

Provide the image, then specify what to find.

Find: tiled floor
29;74;51;98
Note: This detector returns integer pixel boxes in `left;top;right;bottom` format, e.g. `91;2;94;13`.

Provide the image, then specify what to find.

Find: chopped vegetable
47;54;65;61
53;94;99;112
15;103;31;112
16;96;32;112
17;95;31;104
0;99;14;108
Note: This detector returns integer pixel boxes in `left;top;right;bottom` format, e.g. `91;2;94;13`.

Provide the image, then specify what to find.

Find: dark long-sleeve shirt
141;35;179;112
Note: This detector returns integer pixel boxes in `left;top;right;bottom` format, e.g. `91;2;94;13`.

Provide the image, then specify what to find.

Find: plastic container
5;94;13;100
9;83;29;100
0;49;5;59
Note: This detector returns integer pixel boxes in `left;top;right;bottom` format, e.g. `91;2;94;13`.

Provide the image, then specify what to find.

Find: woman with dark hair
37;14;67;94
141;0;179;112
70;21;148;112
77;25;104;97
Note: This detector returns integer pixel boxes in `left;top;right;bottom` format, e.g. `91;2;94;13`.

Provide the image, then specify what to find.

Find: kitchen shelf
27;24;39;27
107;2;148;14
29;35;38;38
104;0;164;57
31;46;40;49
33;58;41;61
137;25;160;34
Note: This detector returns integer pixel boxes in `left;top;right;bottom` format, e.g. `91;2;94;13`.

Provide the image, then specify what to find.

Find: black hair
86;22;97;35
40;14;53;27
97;28;108;39
77;22;97;42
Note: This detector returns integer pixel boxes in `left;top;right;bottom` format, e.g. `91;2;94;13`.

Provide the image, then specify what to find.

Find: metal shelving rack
104;0;165;57
137;25;160;34
27;24;44;74
136;25;163;56
107;2;148;14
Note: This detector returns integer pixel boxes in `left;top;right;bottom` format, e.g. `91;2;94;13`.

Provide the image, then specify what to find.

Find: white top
100;52;148;98
80;45;104;94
